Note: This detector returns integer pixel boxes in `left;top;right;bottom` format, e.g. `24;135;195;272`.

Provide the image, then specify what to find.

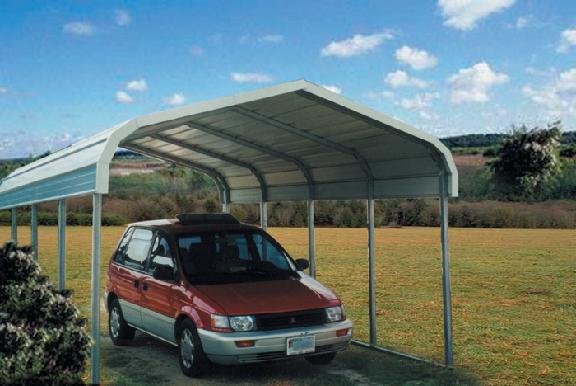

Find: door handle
142;282;148;291
133;280;139;289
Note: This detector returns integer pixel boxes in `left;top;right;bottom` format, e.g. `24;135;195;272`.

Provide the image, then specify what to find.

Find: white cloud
115;10;131;26
189;46;204;56
115;91;133;104
418;110;439;121
525;67;555;77
398;92;440;110
364;90;395;101
557;68;576;92
395;46;438;70
63;21;94;36
514;15;530;29
259;34;284;43
238;35;250;44
557;28;576;53
125;79;147;92
448;62;508;103
321;85;342;94
0;131;82;158
438;0;516;31
384;70;429;88
230;72;273;83
321;32;393;57
522;70;576;117
163;93;186;106
0;87;7;94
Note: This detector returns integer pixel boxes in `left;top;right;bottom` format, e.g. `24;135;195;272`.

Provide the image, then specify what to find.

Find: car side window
124;228;154;271
149;234;175;273
114;227;134;264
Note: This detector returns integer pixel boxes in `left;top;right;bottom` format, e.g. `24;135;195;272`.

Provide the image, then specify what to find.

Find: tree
0;243;90;384
491;122;562;199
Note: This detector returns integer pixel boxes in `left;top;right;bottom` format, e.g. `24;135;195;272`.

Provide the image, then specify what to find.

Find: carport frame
0;80;455;383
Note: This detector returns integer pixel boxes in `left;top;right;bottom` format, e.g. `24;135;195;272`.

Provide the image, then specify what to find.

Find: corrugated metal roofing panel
0;80;457;209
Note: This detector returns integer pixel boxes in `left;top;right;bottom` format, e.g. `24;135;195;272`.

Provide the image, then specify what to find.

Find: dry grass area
1;226;574;385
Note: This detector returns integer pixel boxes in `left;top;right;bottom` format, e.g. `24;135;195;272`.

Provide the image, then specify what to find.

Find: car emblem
289;317;296;324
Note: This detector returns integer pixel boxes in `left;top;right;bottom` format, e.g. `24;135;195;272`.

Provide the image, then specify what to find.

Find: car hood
194;275;340;315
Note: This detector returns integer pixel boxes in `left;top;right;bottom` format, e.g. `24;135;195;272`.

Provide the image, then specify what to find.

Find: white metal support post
307;199;315;278
439;172;454;366
221;187;230;213
11;208;17;242
57;199;67;291
367;180;377;346
30;204;38;261
90;194;102;384
260;201;268;230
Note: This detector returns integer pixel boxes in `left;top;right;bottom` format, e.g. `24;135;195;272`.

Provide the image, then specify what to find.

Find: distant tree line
441;130;576;149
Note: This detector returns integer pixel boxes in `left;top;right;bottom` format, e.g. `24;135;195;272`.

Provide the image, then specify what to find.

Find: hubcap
110;307;120;338
180;329;195;368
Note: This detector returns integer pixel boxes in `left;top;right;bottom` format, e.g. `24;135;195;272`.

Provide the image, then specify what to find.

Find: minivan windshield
178;230;298;285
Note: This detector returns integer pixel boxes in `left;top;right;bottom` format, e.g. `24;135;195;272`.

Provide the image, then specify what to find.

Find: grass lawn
1;226;574;385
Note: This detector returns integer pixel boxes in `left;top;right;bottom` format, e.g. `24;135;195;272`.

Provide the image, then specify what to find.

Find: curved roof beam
126;143;231;203
231;106;374;181
149;134;268;201
185;121;315;199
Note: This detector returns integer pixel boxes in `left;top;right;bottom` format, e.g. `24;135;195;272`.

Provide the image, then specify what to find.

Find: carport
0;80;457;384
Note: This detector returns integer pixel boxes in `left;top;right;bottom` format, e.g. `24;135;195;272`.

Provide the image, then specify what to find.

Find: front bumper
197;320;353;365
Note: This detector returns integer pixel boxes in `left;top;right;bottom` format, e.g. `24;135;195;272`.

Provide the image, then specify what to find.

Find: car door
112;227;154;328
140;232;179;342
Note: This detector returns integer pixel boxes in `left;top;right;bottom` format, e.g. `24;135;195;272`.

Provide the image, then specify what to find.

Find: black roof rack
176;213;240;225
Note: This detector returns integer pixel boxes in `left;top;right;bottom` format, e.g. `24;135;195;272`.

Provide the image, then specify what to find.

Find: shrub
0;243;91;384
491;123;562;199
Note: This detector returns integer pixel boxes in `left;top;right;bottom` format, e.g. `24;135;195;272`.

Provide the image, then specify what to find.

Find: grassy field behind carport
1;226;573;385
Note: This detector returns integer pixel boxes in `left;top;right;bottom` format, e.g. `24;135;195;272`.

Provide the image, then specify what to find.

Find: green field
1;226;574;385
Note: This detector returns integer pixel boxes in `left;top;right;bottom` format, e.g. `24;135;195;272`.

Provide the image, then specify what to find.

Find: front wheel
305;352;337;365
108;298;135;345
178;319;207;377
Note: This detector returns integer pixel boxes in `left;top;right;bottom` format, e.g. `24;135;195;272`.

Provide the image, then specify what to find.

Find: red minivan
105;213;352;377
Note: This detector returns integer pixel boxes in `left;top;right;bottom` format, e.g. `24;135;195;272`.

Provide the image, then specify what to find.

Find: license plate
286;335;315;356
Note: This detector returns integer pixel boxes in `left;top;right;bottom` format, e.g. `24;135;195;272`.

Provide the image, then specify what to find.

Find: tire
177;319;207;377
108;298;136;345
305;352;337;365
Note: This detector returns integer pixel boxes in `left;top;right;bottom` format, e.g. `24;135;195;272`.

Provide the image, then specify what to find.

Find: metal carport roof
0;79;457;383
0;80;457;209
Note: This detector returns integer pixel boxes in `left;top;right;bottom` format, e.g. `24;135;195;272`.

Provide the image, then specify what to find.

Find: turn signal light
235;340;255;348
336;328;349;337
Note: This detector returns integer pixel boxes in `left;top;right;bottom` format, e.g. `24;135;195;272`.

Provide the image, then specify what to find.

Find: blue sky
0;0;575;158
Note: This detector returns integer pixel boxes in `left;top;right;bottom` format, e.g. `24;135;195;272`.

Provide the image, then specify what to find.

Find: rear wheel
108;298;135;345
178;319;207;377
305;352;337;365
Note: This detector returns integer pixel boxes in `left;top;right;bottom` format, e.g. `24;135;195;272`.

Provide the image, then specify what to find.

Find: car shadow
101;332;479;385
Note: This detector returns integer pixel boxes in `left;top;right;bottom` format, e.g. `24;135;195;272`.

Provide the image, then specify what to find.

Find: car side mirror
153;265;176;282
294;258;309;271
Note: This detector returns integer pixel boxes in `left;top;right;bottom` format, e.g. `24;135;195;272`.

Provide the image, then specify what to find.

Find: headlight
229;315;256;331
325;306;344;322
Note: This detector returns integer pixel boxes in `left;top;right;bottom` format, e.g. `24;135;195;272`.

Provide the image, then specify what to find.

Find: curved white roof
0;80;457;209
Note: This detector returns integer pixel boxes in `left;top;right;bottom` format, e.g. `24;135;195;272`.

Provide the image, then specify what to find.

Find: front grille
256;309;326;331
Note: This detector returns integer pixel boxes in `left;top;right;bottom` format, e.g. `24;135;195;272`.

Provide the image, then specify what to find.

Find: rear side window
149;235;175;271
124;228;154;270
114;227;134;263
